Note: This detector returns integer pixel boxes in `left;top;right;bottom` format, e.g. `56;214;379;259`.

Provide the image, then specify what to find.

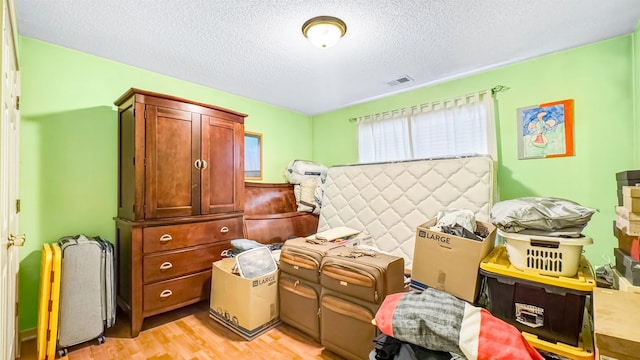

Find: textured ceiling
16;0;640;115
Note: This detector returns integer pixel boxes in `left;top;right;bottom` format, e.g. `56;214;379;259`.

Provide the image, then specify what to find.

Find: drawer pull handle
159;262;173;270
160;289;173;298
220;226;229;234
194;159;202;169
159;234;173;242
202;159;208;169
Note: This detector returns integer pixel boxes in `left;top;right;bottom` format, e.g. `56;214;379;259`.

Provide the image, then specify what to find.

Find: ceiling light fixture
302;16;347;49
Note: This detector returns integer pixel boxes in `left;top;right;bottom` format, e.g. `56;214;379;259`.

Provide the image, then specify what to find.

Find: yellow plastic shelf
480;246;596;292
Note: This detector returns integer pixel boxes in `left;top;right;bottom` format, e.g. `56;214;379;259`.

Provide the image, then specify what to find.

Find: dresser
114;89;247;337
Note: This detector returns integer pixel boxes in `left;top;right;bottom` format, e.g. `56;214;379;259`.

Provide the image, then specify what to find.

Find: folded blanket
374;289;543;360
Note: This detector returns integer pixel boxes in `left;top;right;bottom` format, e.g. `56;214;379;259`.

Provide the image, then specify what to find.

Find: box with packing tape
410;218;496;303
209;250;280;341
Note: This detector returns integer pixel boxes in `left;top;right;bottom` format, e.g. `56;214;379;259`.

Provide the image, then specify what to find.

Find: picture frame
517;99;573;159
244;131;263;180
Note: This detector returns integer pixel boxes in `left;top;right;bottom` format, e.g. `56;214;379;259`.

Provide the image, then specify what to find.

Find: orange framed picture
517;99;573;159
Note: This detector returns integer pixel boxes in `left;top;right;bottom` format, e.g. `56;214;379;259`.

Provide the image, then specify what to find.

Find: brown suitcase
278;272;322;341
280;237;345;283
320;248;405;304
320;288;379;360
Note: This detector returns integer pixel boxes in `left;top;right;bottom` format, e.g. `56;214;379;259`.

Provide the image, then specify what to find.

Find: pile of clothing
370;289;544;360
430;209;487;242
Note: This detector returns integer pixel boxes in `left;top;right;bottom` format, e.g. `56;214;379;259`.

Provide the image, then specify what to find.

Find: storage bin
613;247;640;286
616;170;640;206
499;229;593;277
522;311;594;360
613;224;640;261
480;246;595;347
612;268;640;294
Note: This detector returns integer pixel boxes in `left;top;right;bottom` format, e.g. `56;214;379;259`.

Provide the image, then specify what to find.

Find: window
244;132;262;180
357;90;496;163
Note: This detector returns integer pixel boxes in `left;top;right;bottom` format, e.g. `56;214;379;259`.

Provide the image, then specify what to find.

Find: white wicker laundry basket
499;230;593;277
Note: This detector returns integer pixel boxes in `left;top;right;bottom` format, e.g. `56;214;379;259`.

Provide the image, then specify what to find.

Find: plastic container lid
235;247;277;279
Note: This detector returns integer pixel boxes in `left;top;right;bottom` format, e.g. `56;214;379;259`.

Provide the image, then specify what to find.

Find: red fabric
631;237;640;261
374;292;405;337
476;308;543;360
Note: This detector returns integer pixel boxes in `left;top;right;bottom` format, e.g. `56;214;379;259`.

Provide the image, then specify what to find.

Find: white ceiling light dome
302;16;347;49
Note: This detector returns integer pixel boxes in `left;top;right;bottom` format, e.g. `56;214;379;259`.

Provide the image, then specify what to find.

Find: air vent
387;75;413;86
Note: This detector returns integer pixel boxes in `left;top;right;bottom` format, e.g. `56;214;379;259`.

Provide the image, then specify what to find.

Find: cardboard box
593;288;640;360
209;258;280;340
613;269;640;295
616;205;640;237
410;218;496;303
623;186;640;213
614;222;640;261
614;248;640;286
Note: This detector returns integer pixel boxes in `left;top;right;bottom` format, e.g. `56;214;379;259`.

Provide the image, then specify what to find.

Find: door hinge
15;96;19;110
15;199;20;213
132;204;135;213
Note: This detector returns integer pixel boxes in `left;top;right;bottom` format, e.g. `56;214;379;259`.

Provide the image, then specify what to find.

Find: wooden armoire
114;89;246;337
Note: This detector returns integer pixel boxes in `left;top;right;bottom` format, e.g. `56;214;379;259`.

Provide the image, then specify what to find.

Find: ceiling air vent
387;75;413;86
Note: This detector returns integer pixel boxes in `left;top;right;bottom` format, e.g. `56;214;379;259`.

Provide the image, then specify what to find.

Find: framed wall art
517;99;573;159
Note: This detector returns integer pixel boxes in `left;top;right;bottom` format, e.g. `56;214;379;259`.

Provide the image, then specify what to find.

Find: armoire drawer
143;216;243;254
143;270;211;314
143;242;230;283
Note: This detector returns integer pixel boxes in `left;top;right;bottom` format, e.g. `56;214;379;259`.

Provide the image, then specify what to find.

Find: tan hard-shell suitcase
278;272;322;340
280;237;345;283
320;288;379;360
320;248;404;304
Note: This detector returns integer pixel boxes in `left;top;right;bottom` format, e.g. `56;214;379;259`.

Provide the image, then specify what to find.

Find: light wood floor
19;301;346;360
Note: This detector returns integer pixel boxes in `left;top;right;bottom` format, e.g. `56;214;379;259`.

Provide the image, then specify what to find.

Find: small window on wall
244;131;262;180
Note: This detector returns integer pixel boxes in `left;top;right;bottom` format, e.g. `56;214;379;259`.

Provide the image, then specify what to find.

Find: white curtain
357;90;497;163
357;110;411;163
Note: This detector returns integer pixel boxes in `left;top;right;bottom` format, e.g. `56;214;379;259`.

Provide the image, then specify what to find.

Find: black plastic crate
480;269;589;347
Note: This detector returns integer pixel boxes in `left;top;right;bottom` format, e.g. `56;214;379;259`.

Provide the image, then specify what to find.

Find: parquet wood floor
19;301;346;360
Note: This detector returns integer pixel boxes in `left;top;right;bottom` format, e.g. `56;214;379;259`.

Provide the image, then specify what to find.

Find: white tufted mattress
317;155;495;267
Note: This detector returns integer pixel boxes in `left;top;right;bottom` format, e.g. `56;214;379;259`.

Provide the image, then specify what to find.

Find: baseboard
18;328;37;358
19;327;37;342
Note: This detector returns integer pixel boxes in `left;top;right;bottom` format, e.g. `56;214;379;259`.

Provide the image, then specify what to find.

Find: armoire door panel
145;105;199;218
201;116;237;214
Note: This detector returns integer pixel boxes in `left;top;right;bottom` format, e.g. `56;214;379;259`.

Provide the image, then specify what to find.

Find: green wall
18;37;312;331
313;36;635;269
634;21;640;165
18;33;638;332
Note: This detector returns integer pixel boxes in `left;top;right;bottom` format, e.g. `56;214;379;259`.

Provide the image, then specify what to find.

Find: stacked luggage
485;197;597;360
37;235;116;359
279;236;405;360
613;174;640;291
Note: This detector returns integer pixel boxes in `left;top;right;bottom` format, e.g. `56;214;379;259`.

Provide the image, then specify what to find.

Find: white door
0;0;21;358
